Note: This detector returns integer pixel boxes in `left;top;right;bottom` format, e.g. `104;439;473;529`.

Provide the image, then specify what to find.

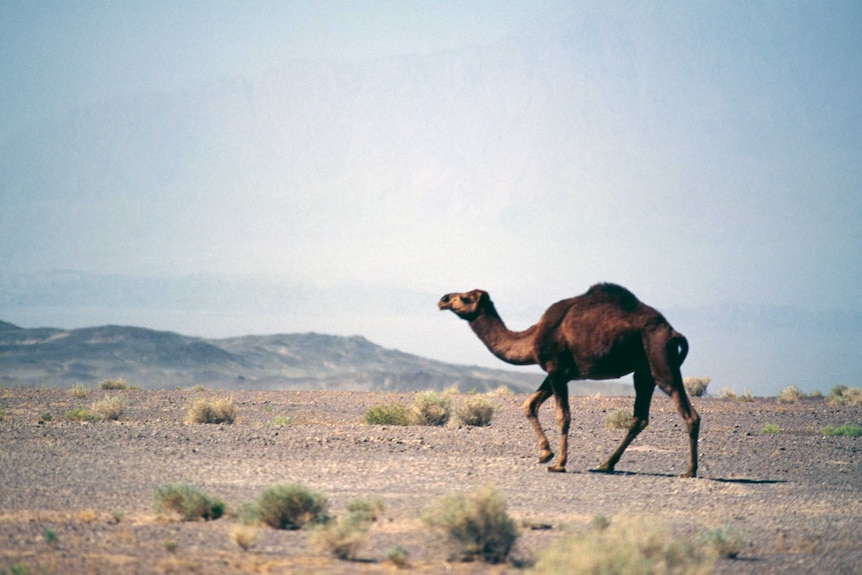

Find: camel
438;283;700;477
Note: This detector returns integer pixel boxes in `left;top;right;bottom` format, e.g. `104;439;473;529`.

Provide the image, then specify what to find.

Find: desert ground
1;387;860;574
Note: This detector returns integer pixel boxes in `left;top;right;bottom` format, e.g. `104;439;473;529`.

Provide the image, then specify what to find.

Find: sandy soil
1;388;860;574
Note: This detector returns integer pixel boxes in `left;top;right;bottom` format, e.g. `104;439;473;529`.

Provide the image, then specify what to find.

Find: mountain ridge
0;321;636;395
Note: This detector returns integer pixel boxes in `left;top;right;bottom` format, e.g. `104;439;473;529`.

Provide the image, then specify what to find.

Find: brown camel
438;283;700;477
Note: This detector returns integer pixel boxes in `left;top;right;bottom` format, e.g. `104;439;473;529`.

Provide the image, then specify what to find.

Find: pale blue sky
1;2;860;393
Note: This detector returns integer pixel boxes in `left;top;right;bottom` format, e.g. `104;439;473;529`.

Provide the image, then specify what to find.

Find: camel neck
469;305;537;366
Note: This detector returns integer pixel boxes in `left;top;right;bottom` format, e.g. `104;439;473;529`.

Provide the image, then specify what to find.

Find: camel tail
668;331;689;367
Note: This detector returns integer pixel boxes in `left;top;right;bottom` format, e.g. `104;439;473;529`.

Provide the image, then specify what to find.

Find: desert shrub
776;386;803;404
409;391;451;426
4;562;31;575
456;395;495;427
99;378;137;390
67;383;90;398
386;545;410;568
346;497;385;521
255;483;329;530
717;387;736;400
604;409;634;430
230;525;259;551
154;484;225;521
532;515;715;575
826;385;862;407
683;377;711;397
492;385;512;396
737;389;755;402
311;511;373;560
269;415;291;427
65;407;99;422
363;402;410;426
821;424;862;437
424;485;517;564
186;397;236;424
702;525;746;559
760;423;781;434
91;394;126;421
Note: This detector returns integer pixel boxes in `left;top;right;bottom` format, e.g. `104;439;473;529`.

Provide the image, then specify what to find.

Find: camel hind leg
654;356;700;477
522;377;554;463
593;371;655;473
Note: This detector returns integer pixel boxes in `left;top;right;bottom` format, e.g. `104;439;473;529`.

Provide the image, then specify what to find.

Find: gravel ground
1;388;860;574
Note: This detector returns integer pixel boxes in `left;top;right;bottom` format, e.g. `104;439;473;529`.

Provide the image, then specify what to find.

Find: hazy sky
1;2;861;393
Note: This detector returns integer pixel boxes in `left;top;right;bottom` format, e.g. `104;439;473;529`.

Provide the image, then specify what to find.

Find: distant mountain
0;321;635;394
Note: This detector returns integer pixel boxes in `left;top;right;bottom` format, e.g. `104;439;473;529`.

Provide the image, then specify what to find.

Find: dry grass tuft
777;386;804;404
456;395;495;427
154;484;226;521
826;385;862;407
363;402;410;426
254;483;329;530
409;391;451;426
91;394;126;421
230;525;259;551
604;409;634;430
683;377;711;397
186;397;236;424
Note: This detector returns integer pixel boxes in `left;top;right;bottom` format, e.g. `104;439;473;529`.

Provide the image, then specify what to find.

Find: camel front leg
522;377;554;464
547;378;570;473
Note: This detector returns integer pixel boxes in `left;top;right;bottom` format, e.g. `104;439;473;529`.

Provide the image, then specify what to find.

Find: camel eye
459;295;472;304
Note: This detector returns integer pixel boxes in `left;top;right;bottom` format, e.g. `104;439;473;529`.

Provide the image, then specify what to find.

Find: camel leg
547;377;570;473
662;378;700;478
523;377;554;463
594;371;654;473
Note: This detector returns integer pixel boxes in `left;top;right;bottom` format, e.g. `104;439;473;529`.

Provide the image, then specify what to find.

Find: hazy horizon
2;2;860;396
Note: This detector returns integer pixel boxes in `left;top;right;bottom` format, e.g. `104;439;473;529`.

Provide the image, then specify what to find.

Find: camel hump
586;283;640;311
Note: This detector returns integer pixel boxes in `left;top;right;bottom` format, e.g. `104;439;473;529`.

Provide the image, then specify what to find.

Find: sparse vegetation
826;385;862;407
717;387;736;400
604;409;634;430
821;424;862;437
409;391;451;426
154;484;226;521
683;377;711;397
99;378;137;390
737;389;755;402
702;525;746;559
254;483;329;530
67;383;90;398
269;415;291;427
363;402;410;426
493;385;512;396
65;407;99;422
777;385;804;404
42;528;58;547
532;516;716;575
386;545;410;568
345;497;385;521
456;395;495;427
229;525;259;551
2;562;31;575
761;423;781;434
311;511;373;560
424;485;517;564
186;396;236;424
91;394;126;421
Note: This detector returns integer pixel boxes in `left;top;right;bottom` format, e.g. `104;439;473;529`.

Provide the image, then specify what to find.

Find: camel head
438;289;490;321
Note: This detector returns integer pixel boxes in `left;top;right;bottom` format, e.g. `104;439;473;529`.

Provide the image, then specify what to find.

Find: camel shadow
580;469;788;484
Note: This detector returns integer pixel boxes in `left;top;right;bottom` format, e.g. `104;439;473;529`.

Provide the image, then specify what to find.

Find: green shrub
363;402;410;426
65;407;99;422
186;397;236;424
386;545;410;568
311;511;373;560
776;386;803;404
760;423;781;434
345;497;384;521
424;485;517;564
702;525;745;558
683;377;711;397
269;415;291;427
99;378;137;390
456;395;495;427
409;391;451;426
91;394;126;421
255;483;329;530
821;424;862;437
826;385;862;407
533;516;715;575
154;484;225;521
604;409;634;430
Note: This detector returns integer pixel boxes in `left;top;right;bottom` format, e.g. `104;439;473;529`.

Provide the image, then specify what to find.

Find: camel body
439;283;700;476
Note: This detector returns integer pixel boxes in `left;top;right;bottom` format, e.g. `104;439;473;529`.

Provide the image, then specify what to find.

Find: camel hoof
538;450;554;464
589;465;615;474
546;465;566;473
679;470;697;478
